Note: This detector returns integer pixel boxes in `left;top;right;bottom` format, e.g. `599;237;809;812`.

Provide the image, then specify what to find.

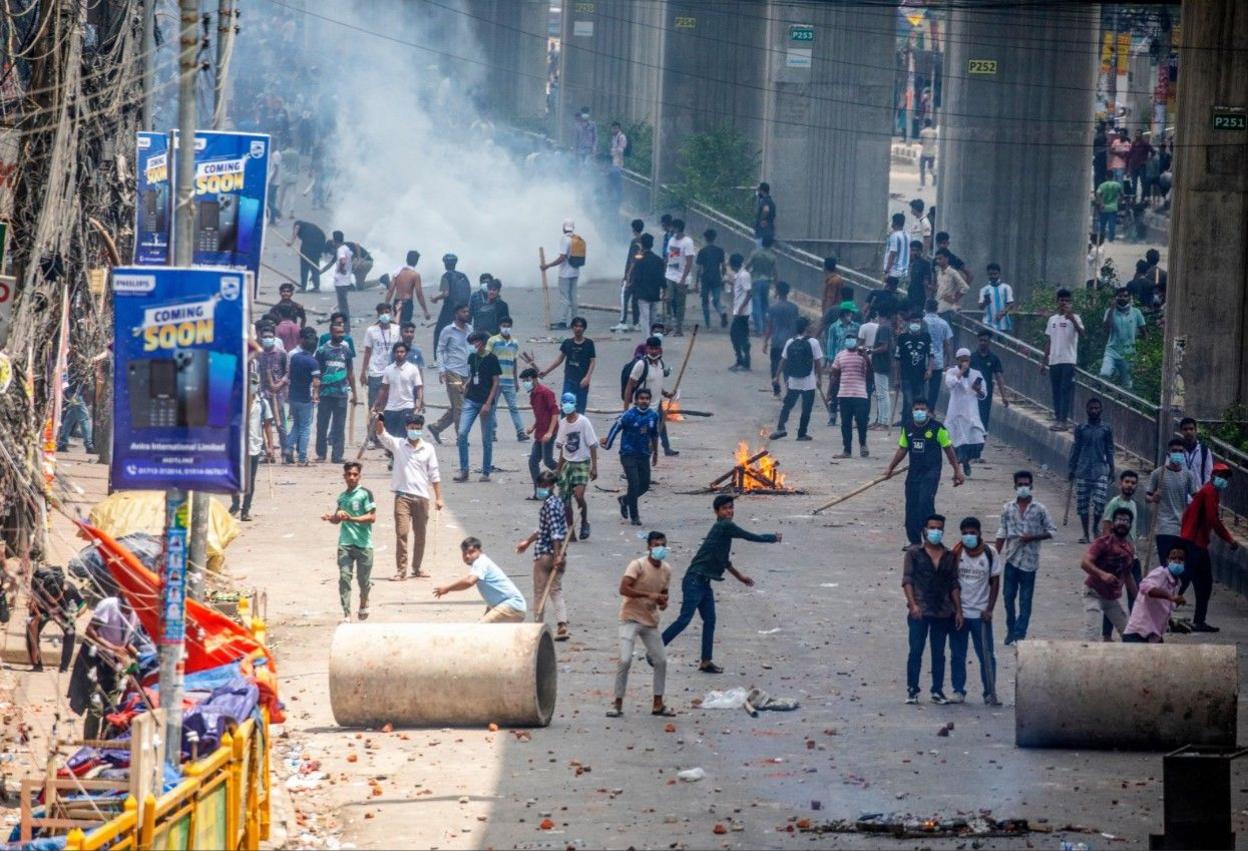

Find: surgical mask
912;410;928;424
535;487;551;499
260;337;275;349
650;546;669;561
561;402;577;415
1213;475;1229;490
500;326;512;337
1016;485;1031;499
1169;452;1185;465
908;322;921;333
961;533;979;549
379;314;392;324
406;429;422;441
844;338;857;349
1167;561;1185;577
521;380;534;392
925;529;944;546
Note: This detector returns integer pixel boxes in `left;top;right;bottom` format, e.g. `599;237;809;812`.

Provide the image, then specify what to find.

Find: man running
554;392;598;540
1176;462;1240;632
455;331;501;482
661;495;781;674
603;387;660;526
431;254;471;360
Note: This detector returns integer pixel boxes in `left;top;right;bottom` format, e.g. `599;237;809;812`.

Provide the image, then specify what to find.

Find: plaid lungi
1076;476;1108;519
558;460;591;497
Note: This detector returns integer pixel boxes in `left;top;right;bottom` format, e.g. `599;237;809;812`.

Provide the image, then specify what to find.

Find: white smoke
311;0;617;289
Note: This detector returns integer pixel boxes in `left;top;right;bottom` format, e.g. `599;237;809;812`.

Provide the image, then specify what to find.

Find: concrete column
939;4;1097;302
761;1;895;273
1163;0;1248;419
466;0;548;121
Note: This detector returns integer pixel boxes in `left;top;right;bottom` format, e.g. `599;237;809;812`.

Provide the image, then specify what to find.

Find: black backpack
783;337;814;378
620;357;649;401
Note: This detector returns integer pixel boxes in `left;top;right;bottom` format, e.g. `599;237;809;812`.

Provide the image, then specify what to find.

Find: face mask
500;327;512;337
561;402;577;415
379;314;392;324
1167;561;1185;577
404;429;421;441
521;380;534;392
1169;452;1185;465
908;323;921;333
260;337;275;349
912;410;928;424
844;338;857;349
653;333;664;342
961;533;979;549
925;529;944;546
535;487;551;499
1016;485;1031;499
1213;476;1229;490
650;546;669;561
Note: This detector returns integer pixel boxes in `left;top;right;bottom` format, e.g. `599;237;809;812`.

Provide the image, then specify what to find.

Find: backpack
783;337;814;378
620;357;649;401
567;234;587;268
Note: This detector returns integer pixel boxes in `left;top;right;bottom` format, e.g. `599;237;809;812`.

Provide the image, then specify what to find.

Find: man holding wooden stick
516;470;570;640
884;397;963;546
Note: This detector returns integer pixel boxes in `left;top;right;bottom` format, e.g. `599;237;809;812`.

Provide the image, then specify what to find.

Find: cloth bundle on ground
86;491;239;576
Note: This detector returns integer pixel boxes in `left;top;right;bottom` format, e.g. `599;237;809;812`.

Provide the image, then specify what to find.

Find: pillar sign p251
968;59;998;75
1212;107;1246;131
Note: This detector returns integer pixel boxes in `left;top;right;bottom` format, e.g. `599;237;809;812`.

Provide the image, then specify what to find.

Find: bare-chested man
386;250;430;327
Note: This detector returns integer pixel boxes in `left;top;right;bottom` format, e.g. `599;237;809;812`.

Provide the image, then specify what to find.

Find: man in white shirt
540;219;582;329
770;316;824;441
555;392;599;541
321;230;354;325
371;342;423;438
231;375;274;521
948;517;1002;705
728;253;751;371
608;122;628;211
978;263;1015;332
1041;288;1084;430
374;413;443;581
918;119;938;187
663;219;696;336
883;213;910;284
360;301;397;413
907;199;932;253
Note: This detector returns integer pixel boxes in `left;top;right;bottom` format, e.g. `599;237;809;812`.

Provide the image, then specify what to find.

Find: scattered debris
677;768;705;783
799;814;1052;839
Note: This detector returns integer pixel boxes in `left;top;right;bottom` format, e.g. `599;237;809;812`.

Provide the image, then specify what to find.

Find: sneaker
478;473;491;482
860;446;869;457
453;470;469;482
240;512;253;522
579;521;591;540
618;495;627;519
827;416;838;426
428;425;443;445
517;433;530;442
1191;621;1221;633
905;691;919;705
630;518;642;526
796;434;813;442
949;691;966;704
728;364;744;372
962;460;972;477
663;448;679;456
610;322;629;332
720;313;728;328
985;694;1003;707
930;691;949;705
769;429;788;440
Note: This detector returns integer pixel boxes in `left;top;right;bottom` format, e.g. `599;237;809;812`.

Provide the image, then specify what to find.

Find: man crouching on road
434;537;528;623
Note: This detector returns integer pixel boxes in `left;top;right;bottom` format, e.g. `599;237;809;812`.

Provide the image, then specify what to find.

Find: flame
664;399;685;422
734;440;786;491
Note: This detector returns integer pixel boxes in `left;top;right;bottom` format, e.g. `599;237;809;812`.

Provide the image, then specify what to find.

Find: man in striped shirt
978;264;1015;332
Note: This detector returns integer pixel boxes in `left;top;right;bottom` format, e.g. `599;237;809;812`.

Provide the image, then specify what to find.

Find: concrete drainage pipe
329;622;557;728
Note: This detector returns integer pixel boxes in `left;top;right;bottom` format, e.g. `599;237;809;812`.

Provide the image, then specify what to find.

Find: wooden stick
741;466;777;490
709;450;769;488
539;247;553;330
536;533;572;622
667;324;700;398
810;465;908;515
1063;482;1074;526
348;400;358;450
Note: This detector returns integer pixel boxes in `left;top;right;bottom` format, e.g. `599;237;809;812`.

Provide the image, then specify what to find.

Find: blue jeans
488;383;526;440
562;379;588;414
750;279;770;334
1099;349;1133;389
382;408;413;438
949;616;997;698
457;397;496;473
1098;209;1117;242
701;284;724;326
906;615;951;694
315;396;349;462
57;401;93;450
1002;564;1036;641
289;400;314;462
528;436;557;487
662;572;716;663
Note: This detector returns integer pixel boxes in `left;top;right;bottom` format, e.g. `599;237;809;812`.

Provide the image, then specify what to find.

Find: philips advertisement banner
134;131;172;264
132;130;270;279
111;266;249;493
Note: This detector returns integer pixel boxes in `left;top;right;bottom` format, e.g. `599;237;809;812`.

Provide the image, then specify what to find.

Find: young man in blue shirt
603;387;660;526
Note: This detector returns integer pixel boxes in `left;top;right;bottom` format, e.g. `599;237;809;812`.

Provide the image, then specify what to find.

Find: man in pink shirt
828;333;872;459
1123;542;1187;643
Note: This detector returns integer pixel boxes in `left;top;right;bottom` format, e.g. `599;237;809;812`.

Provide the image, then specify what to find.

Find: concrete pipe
329;622;557;728
1015;640;1237;750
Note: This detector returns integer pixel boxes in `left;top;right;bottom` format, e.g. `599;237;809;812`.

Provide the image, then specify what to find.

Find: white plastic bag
700;687;750;709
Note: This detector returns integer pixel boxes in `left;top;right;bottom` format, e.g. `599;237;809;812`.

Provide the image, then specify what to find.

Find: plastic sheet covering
86;491;239;574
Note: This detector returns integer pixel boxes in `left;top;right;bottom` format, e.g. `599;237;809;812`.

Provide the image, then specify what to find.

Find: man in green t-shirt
1095;179;1123;242
323;461;376;622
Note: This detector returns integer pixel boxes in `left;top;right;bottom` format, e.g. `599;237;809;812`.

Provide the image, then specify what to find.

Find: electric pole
141;0;155;130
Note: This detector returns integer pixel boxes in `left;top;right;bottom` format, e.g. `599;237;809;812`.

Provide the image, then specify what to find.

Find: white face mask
500;327;512;337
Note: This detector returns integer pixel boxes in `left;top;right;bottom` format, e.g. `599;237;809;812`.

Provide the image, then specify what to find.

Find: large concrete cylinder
329;623;557;728
1015;640;1238;750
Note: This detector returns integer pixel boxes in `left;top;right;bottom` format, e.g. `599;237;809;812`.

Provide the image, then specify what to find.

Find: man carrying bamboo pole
516;470;570;640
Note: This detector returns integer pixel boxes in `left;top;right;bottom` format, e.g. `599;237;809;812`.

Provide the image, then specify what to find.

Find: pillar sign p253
968;59;998;75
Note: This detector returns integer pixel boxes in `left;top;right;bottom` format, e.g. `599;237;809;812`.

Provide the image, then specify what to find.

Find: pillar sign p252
968;59;998;75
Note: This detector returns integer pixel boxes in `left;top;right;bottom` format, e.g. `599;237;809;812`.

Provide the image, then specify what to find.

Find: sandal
412;571;431;579
651;705;677;717
390;574;407;582
605;708;623;718
698;662;724;674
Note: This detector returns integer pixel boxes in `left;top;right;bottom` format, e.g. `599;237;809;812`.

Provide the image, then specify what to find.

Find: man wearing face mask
360;303;397;446
1081;506;1141;640
1123;544;1188;643
488;315;527;443
516;470;570;640
374;413;443;581
995;469;1056;645
948;517;1001;705
371;342;423;440
1069;398;1115;544
471;276;509;336
602;387;660;526
902;514;963;705
1147;438;1200;570
257;321;292;463
1176;462;1240;632
624;334;678;457
884;398;964;547
554;392;599;540
608;531;674;718
521;368;559;498
455;331;502;483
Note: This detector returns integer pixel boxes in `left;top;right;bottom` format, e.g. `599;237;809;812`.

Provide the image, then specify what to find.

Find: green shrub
663;127;759;224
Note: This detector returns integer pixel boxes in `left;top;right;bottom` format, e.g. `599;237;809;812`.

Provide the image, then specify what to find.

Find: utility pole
141;0;155;130
649;0;667;213
161;0;199;772
213;0;232;129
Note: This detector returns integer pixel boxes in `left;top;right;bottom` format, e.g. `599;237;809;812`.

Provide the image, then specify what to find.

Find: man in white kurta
944;347;988;477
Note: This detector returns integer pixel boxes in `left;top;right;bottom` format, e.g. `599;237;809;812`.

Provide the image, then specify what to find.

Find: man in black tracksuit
884;397;965;545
